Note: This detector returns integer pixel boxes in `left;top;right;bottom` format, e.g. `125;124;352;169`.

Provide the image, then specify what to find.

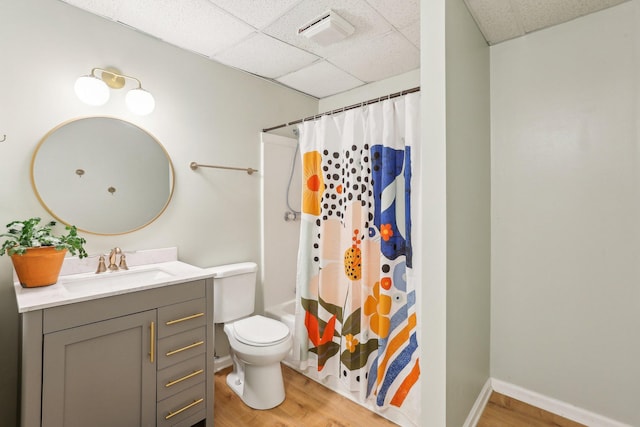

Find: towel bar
189;162;257;175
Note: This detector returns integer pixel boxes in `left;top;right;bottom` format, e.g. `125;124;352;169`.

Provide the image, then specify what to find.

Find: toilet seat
231;315;289;347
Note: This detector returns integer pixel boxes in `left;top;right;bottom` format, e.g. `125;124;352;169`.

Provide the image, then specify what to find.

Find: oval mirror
31;117;174;235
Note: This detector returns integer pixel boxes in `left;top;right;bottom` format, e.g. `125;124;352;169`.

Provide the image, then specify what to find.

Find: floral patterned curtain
295;92;420;423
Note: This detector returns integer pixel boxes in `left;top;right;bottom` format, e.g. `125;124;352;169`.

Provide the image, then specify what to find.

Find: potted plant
1;217;87;288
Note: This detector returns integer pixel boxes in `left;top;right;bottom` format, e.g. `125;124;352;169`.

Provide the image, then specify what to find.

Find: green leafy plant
0;217;87;258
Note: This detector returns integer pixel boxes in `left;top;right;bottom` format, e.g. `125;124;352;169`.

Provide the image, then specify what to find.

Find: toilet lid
232;315;289;346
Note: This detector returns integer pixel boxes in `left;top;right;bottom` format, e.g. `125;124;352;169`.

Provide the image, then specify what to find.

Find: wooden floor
213;366;397;427
212;366;584;427
477;392;586;427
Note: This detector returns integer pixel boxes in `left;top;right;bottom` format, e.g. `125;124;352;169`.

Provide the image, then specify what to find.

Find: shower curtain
295;92;420;423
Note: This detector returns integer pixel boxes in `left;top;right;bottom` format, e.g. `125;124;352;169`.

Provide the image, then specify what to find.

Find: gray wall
419;0;491;425
491;1;640;425
0;1;317;425
445;0;491;426
419;0;448;422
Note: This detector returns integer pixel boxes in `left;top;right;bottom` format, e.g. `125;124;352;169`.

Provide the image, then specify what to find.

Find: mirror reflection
31;117;174;235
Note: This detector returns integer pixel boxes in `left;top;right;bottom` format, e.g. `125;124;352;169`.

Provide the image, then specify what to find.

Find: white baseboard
491;378;632;427
463;378;493;427
214;355;232;372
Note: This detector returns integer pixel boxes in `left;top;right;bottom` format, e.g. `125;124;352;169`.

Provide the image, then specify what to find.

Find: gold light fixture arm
91;67;143;89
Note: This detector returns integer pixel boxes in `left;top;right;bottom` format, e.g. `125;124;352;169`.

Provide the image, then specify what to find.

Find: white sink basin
60;268;174;294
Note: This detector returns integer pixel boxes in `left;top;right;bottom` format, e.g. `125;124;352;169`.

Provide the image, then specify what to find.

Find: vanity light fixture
74;68;155;115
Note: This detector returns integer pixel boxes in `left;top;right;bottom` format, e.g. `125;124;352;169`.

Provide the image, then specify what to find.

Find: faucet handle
96;255;107;274
118;253;129;270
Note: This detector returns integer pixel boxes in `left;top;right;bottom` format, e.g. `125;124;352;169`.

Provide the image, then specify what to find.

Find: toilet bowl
212;263;292;410
224;315;292;409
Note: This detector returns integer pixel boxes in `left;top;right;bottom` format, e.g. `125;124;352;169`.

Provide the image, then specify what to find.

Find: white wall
0;1;317;424
318;69;420;112
491;2;640;425
261;132;301;310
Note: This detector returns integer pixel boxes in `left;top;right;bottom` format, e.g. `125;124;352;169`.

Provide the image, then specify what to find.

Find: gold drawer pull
165;369;204;388
165;312;205;326
165;398;204;420
166;340;204;357
149;322;155;363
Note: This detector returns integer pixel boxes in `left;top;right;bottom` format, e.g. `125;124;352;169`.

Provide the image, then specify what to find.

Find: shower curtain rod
262;86;420;133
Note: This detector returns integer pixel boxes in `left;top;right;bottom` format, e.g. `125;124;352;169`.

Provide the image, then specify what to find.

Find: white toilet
213;262;292;410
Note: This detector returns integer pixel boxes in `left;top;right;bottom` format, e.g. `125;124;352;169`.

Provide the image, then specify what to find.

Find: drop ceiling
464;0;629;45
60;0;629;99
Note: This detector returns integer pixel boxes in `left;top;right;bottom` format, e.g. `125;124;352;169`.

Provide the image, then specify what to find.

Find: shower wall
260;132;301;311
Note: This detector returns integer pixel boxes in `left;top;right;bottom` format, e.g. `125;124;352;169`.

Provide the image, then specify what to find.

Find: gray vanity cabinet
42;310;157;427
19;278;214;427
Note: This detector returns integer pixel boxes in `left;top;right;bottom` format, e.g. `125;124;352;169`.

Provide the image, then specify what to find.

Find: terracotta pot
10;247;67;288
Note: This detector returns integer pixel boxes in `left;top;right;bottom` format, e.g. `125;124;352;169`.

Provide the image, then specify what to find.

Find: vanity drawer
157;382;206;427
157;326;206;369
158;298;207;338
43;280;205;333
157;354;206;401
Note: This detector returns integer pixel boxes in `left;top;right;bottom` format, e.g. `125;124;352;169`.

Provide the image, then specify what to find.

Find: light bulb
74;75;109;106
125;88;155;115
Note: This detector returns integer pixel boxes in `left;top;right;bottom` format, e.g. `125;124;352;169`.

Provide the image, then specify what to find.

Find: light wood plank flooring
213;366;397;427
211;366;585;426
477;392;586;427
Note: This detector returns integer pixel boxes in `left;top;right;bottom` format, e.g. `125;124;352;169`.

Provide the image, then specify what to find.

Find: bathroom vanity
15;248;214;427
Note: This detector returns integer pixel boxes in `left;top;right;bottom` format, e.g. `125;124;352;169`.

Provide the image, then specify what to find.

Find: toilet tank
212;262;258;323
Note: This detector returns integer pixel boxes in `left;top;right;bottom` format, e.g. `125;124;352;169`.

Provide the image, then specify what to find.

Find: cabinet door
42;310;156;427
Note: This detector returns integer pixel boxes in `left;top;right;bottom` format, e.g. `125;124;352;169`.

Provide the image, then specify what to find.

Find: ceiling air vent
298;10;355;45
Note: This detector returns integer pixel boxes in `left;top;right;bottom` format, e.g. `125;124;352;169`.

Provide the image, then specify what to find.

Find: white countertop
14;248;215;313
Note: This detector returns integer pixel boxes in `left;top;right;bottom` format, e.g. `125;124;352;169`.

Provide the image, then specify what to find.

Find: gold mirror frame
31;117;175;235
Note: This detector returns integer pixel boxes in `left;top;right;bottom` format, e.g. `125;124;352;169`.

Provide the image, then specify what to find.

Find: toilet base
226;362;286;410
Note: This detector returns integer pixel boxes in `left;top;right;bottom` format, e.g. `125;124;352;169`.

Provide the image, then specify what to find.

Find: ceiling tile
364;0;419;29
512;0;629;33
276;61;364;98
63;0;634;99
114;0;255;56
263;0;393;57
328;31;419;83
213;33;319;79
60;0;120;19
464;0;524;44
400;21;420;48
207;0;303;29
